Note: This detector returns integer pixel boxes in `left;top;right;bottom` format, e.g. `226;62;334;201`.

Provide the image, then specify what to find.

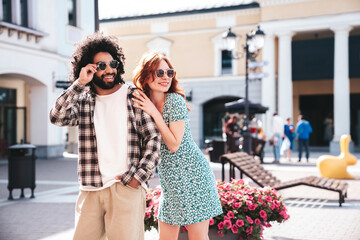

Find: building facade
101;0;360;153
0;0;95;158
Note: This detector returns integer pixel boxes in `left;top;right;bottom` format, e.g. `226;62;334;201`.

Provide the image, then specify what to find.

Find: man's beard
92;73;121;90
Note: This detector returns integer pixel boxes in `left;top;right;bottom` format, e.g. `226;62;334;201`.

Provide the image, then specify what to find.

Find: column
12;0;21;25
27;0;38;29
261;33;276;137
278;31;294;120
330;25;352;154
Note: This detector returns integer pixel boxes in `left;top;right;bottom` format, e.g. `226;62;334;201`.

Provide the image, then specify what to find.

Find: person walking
224;115;240;153
271;112;284;163
296;115;313;162
132;52;222;240
283;117;295;161
49;33;161;240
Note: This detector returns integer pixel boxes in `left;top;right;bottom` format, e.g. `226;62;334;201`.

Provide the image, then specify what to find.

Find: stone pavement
0;151;360;240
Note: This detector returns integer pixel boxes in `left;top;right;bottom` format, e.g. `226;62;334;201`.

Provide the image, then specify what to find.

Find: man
271;112;284;163
296;115;313;162
225;115;240;153
49;32;161;240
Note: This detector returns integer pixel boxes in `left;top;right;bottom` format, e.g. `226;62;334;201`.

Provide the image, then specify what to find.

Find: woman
283;117;295;160
132;52;222;240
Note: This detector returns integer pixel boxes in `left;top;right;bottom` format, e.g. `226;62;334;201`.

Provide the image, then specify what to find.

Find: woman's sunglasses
96;60;119;71
155;69;175;78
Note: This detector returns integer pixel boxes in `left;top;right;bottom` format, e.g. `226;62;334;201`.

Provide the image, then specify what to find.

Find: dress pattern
157;93;223;226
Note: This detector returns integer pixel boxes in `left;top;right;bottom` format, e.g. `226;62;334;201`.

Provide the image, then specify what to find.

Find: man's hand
114;175;140;189
128;177;140;189
78;64;97;86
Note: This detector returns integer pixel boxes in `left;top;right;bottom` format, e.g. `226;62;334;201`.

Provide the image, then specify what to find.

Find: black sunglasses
155;69;175;78
96;60;119;71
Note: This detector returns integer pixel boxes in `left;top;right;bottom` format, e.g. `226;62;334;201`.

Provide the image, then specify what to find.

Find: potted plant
145;179;290;240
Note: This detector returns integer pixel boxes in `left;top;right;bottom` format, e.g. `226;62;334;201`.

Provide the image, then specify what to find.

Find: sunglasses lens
97;62;106;71
110;60;119;69
156;69;164;78
167;69;174;78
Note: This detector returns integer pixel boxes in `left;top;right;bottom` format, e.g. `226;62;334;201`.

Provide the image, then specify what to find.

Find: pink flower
255;218;261;225
264;195;272;202
232;202;242;209
236;219;244;227
259;210;267;220
248;203;258;211
246;216;253;224
218;222;225;230
209;218;214;226
227;211;235;219
263;222;272;228
234;179;244;185
217;231;224;237
181;227;186;232
246;226;253;235
279;211;290;220
270;203;276;210
231;225;239;234
224;219;232;229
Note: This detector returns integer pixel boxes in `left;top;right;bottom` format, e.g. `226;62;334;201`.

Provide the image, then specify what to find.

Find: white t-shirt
80;84;129;191
272;115;284;135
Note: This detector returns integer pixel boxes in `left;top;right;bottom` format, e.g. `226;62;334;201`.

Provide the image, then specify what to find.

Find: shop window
68;0;77;27
221;50;232;75
2;0;12;23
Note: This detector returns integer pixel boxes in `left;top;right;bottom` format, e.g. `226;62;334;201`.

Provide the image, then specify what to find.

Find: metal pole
243;34;252;154
95;0;99;32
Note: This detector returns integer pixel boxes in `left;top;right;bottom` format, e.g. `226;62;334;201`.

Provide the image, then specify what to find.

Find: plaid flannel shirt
49;80;161;189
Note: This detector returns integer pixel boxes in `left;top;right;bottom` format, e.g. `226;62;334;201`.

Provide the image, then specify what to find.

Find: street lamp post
223;26;265;154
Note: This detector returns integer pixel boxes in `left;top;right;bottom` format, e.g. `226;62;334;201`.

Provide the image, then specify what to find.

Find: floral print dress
157;93;223;226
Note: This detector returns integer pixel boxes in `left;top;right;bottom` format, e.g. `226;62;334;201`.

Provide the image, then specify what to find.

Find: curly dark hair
69;32;125;85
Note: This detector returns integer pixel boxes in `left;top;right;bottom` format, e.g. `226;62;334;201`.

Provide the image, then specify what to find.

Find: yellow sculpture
317;135;357;179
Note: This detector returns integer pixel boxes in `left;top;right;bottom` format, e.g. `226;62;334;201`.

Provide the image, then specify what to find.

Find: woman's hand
132;90;158;117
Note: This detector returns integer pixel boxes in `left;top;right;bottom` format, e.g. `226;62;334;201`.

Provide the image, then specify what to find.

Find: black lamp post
223;26;265;154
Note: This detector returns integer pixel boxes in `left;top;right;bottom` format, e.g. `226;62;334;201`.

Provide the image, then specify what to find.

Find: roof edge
100;2;260;23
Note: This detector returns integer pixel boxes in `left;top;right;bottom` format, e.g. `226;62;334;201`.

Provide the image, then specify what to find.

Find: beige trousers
73;182;146;240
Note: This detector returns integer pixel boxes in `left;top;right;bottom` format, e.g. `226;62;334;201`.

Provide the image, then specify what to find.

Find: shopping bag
280;137;290;155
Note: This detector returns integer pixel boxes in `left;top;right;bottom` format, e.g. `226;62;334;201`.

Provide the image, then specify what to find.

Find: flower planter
145;179;290;240
178;228;240;240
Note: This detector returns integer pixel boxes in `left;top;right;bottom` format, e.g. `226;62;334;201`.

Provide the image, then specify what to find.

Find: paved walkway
0;151;359;240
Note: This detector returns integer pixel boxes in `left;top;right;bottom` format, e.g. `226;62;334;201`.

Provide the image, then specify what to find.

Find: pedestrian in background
132;52;222;240
224;116;240;153
283;117;295;161
296;115;313;162
49;33;161;240
271;112;284;163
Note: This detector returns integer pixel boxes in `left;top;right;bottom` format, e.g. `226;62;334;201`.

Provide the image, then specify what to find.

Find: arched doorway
0;73;46;157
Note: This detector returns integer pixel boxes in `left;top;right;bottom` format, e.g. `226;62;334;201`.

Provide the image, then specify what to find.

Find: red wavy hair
133;52;185;100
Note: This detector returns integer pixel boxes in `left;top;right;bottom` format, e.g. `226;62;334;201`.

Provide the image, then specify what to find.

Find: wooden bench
220;152;349;206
